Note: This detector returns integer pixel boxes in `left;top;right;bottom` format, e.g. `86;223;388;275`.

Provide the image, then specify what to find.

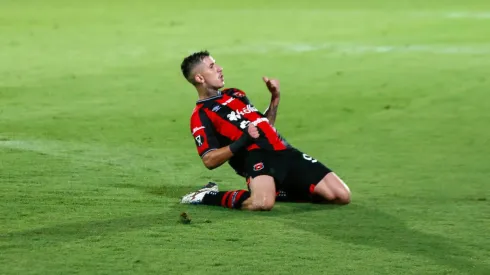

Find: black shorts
243;148;333;200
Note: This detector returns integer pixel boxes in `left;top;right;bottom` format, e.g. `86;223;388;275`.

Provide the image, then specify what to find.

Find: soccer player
180;51;351;211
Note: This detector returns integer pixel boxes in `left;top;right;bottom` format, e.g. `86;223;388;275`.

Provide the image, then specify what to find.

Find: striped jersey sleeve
190;106;220;158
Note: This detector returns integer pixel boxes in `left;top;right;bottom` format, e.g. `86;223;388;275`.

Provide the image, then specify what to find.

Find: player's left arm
262;77;281;126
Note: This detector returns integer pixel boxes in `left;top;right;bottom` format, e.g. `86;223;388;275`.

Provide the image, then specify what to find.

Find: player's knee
314;173;351;204
242;194;275;211
329;177;351;204
337;179;351;204
335;187;351;205
248;175;276;211
261;198;275;210
253;196;275;211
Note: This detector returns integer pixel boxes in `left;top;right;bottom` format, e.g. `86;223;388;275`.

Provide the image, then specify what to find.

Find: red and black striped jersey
190;88;290;172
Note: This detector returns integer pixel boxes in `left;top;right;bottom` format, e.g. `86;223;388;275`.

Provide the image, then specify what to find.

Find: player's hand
247;123;260;139
262;76;280;97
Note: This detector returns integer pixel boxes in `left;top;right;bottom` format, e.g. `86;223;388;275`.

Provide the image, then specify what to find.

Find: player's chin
215;81;225;89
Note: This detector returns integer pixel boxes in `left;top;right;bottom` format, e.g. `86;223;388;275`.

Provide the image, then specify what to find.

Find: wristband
229;133;252;154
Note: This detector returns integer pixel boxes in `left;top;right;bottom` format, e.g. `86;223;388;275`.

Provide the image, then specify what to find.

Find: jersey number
303;154;318;163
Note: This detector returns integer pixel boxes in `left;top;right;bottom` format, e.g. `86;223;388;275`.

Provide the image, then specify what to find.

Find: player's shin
202;190;251;209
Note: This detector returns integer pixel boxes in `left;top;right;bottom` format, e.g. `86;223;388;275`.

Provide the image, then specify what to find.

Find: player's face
196;56;224;89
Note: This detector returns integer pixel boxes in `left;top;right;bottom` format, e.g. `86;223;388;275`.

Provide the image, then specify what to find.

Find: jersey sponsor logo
222;97;235;106
227;104;258;121
192;126;205;135
239;120;249;129
239;117;269;129
212;105;221;112
195;135;204;147
253;162;264;171
227;111;240;121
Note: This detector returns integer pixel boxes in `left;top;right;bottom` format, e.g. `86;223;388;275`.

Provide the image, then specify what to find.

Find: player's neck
197;86;220;100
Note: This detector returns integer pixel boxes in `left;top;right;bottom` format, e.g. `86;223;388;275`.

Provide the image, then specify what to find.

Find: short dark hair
180;50;210;83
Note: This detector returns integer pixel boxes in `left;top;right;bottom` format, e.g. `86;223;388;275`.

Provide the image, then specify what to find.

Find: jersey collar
196;90;223;104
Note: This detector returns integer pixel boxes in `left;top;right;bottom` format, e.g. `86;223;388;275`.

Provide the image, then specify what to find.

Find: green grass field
1;0;490;274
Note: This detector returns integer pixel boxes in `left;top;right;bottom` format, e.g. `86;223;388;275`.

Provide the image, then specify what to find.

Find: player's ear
194;73;205;85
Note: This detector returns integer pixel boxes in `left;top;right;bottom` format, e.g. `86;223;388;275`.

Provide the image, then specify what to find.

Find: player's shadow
282;203;489;274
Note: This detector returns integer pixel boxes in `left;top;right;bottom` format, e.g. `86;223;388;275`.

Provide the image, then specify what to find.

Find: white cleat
180;182;219;204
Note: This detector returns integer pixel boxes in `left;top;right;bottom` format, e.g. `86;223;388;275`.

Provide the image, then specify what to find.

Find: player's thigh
248;175;276;199
312;172;351;203
246;175;276;210
284;149;334;200
245;150;287;181
243;150;281;210
244;149;287;190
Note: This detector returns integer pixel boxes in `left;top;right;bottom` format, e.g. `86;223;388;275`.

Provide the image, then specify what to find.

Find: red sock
202;190;250;209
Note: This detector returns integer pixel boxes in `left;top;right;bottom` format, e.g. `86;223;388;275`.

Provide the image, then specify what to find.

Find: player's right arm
191;108;259;170
262;77;281;126
201;147;234;170
201;125;259;170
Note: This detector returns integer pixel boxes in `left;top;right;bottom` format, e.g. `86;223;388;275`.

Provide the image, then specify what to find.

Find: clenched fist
248;123;260;139
262;76;280;97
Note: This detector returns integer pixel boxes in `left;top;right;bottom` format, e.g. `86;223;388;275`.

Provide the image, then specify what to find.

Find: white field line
0;138;175;172
187;9;490;19
442;12;490;19
213;42;490;55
